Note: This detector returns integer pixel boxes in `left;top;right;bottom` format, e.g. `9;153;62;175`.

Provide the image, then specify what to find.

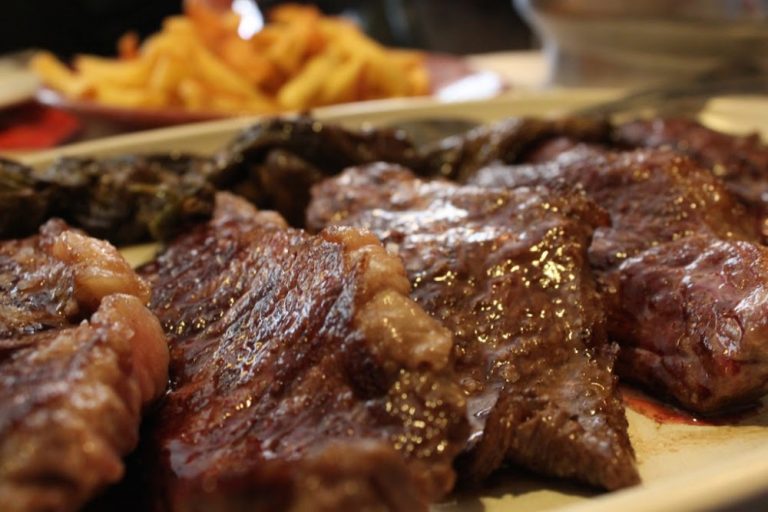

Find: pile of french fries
30;3;430;114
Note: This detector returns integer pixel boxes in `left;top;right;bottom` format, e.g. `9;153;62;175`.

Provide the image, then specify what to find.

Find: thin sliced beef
307;164;638;490
138;194;468;512
613;118;768;224
0;220;168;512
469;147;768;413
523;118;768;237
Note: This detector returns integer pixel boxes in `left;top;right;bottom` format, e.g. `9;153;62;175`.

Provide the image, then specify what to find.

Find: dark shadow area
0;0;532;58
0;0;183;58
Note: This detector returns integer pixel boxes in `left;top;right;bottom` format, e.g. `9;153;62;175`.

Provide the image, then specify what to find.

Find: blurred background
0;0;535;58
3;0;767;151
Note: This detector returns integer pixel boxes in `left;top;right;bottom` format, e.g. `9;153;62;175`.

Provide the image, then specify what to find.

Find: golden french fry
317;56;363;105
219;37;276;87
74;55;151;88
177;78;206;110
266;25;309;75
148;55;185;93
30;51;91;98
209;93;247;112
277;53;336;110
408;65;431;96
193;44;262;99
316;15;356;37
364;49;409;98
93;83;166;108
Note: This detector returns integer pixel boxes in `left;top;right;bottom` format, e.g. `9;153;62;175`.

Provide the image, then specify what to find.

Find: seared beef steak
613;118;768;223
603;235;768;411
474;146;758;270
207;116;419;226
308;164;638;490
470;148;768;413
0;220;168;512
139;194;468;512
418;117;610;181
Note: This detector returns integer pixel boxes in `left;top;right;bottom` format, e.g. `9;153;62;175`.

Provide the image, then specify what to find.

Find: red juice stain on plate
0;102;81;150
620;385;761;426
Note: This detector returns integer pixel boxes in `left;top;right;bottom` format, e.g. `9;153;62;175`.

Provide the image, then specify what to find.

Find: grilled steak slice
613;118;768;223
469;148;768;413
471;147;759;269
307;164;638;490
0;220;168;512
139;193;468;512
207;116;419;226
419;117;610;182
603;234;768;412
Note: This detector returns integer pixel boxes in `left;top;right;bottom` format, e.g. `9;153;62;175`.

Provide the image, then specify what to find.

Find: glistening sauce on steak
308;163;638;490
470;148;768;415
139;193;468;512
0;220;168;512
614;118;768;230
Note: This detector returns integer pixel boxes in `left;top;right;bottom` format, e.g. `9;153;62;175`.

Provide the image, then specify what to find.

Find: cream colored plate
23;89;768;512
0;54;40;109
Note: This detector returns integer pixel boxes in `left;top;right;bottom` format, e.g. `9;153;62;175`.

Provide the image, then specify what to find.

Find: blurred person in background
0;0;532;58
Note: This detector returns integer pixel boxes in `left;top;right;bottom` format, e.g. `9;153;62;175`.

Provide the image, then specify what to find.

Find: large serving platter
18;89;768;512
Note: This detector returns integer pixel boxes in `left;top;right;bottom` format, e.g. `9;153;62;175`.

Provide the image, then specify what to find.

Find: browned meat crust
0;220;168;512
469;148;768;413
138;194;468;512
419;117;610;181
307;164;638;490
613;119;768;226
207;116;420;226
603;235;768;411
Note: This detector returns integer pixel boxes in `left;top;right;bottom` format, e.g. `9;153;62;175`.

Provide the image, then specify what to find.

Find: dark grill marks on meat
0;223;77;339
0;220;168;512
613;118;768;227
138;193;468;512
469;147;768;413
307;164;638;490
